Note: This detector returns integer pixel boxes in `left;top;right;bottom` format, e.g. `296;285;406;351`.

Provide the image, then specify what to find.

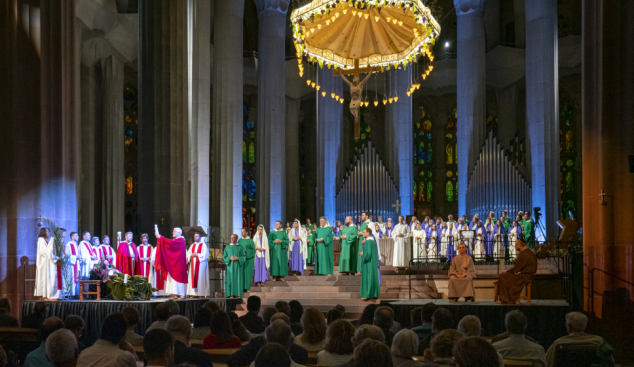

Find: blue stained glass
248;179;256;201
125;128;133;137
242;180;247;201
427;145;433;162
427;133;432;140
247;120;254;129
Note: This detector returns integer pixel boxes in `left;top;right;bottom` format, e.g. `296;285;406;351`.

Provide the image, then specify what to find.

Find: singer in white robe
507;222;520;260
411;222;427;261
428;225;438;259
63;234;80;297
439;223;449;257
138;236;154;280
474;222;486;260
391;216;412;267
186;236;210;297
78;234;98;279
34;231;61;300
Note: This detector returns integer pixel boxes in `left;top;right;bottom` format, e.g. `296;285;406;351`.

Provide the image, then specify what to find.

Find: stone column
454;0;486;216
484;0;500;49
285;97;302;221
525;0;559;239
211;0;244;240
254;0;288;230
513;0;526;48
188;0;211;229
80;65;99;232
317;70;343;222
386;68;413;216
138;0;190;235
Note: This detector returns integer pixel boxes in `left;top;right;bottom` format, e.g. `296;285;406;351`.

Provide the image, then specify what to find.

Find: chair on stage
79;280;101;301
552;344;605;367
493;282;531;305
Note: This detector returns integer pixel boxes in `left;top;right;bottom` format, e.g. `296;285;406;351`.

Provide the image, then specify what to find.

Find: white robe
98;244;116;268
508;227;518;259
78;241;98;279
391;223;411;267
474;227;485;259
493;227;504;258
138;244;154;278
287;224;308;270
440;227;449;256
186;242;210;296
150;246;166;297
412;229;427;260
428;230;438;258
64;241;80;296
34;238;61;299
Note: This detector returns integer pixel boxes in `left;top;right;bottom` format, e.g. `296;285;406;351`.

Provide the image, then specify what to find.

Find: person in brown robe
448;242;477;302
497;239;537;304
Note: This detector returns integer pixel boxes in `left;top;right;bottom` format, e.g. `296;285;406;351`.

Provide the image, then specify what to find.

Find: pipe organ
466;130;531;220
335;142;400;224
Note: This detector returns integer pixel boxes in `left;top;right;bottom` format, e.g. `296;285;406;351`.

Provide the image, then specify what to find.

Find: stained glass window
559;93;579;219
123;85;138;233
243;104;256;231
414;106;434;205
446;181;454;202
445;107;458;203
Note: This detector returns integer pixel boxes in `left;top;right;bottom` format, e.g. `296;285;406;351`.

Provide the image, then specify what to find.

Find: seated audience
24;316;64;367
0;345;8;367
374;306;396;347
289;300;304;336
492;310;546;367
357;304;379;327
390;329;421;367
76;313;137;367
147;303;170;332
326;308;342;325
453;337;500;367
166;315;212;367
333;325;385;367
457;315;481;337
411;303;437;341
275;301;291;317
165;299;180;316
45;329;78;367
22;302;47;330
426;329;464;367
317;320;355;366
121;307;143;346
417;307;453;355
239;296;264;334
0;299;18;327
191;307;213;339
254;343;291;367
295;307;328;352
409;307;422;328
203;300;221;313
491;330;537;344
261;306;278;328
64;315;87;352
545;312;609;367
353;339;393;367
248;320;304;367
144;329;174;367
203;310;241;349
229;311;252;342
334;304;345;319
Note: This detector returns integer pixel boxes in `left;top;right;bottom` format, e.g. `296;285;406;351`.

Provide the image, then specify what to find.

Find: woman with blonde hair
317;319;356;366
295;307;327;352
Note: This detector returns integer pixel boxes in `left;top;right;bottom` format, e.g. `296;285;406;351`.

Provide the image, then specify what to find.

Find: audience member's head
430;329;464;359
0;298;11;313
265;320;292;350
565;312;588;334
354;339;393;367
334;304;346;318
391;329;419;359
210;310;234;343
352;325;385;348
300;307;327;344
324;320;355;355
254;342;291;367
165;300;180;316
410;307;422;327
270;312;291;326
326;308;342;325
457;315;481;337
166;315;192;344
373;306;394;330
203;300;221;314
100;313;127;344
262;307;278;327
229;311;248;336
155;303;170;321
358;304;379;326
144;329;174;367
504;310;527;335
288;300;303;324
432;308;453;332
421;303;438;324
63;315;85;340
122;307;140;331
46;329;78;367
0;345;6;367
33;301;47;315
42;317;65;342
453;337;500;367
274;301;291;317
193;307;213;329
246;296;261;313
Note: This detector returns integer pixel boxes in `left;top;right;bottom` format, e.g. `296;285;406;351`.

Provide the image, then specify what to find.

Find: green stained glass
418;181;425;201
427;181;433;201
423;120;432;130
248;142;255;163
565;171;574;194
566;160;574;167
446;171;453;177
242;141;247;163
446;133;452;139
419;171;425;177
413;181;417;199
428;171;432;178
446;181;454;202
361;134;367;140
416;122;421;129
365;125;371;132
250;132;255;139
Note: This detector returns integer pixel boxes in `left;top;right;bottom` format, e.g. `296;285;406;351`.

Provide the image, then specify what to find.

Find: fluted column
285;97;301;221
454;0;486;217
254;0;288;230
525;0;559;239
211;0;244;240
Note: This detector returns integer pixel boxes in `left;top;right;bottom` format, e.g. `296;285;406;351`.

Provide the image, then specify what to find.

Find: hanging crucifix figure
335;59;378;139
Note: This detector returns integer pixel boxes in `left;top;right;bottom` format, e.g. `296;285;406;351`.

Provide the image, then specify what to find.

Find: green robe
523;219;535;249
306;233;315;265
339;225;358;273
268;230;289;277
502;217;512;232
223;244;245;297
314;226;334;275
360;238;380;298
356;221;369;273
239;238;256;290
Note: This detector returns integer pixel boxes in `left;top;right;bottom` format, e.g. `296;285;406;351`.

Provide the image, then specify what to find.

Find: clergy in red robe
154;227;188;299
116;232;140;276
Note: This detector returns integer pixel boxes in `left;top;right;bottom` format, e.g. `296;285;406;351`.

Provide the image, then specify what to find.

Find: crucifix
160;217;165;224
392;199;403;214
599;190;611;204
334;59;378;139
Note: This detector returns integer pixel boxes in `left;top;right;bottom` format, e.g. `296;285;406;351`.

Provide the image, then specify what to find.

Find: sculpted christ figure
341;72;372;134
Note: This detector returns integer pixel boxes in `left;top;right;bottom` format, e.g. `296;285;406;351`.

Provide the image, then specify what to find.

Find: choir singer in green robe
356;212;371;274
314;217;334;276
522;212;535;249
223;234;245;298
269;221;289;281
339;216;358;275
306;226;315;265
239;228;256;292
359;228;380;300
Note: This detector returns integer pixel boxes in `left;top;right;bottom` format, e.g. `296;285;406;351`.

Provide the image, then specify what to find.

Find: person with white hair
46;329;79;367
545;312;608;367
154;227;188;299
492;310;546;367
166;315;213;367
390;329;421;367
457;315;481;337
186;232;210;298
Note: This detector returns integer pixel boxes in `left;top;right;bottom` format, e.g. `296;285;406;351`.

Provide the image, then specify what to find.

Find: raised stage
22;298;242;346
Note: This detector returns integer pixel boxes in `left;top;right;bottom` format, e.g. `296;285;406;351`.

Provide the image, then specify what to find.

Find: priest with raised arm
154;226;188;299
116;232;140;276
314;216;334;276
339;216;358;275
269;221;290;281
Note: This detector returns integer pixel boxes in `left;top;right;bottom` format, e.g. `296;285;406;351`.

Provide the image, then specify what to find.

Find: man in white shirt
77;313;137;367
545;312;609;367
492;310;546;367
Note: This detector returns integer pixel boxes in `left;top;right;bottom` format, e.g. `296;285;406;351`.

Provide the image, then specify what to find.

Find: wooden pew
0;327;40;362
503;359;533;367
135;346;319;365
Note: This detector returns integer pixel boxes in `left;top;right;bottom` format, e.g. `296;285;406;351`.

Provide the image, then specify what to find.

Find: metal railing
584;265;634;316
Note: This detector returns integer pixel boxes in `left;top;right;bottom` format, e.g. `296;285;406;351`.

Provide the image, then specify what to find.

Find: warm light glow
406;90;411;96
318;24;322;29
331;92;335;98
375;16;380;22
311;82;316;87
316;84;321;90
352;10;357;16
322;91;326;97
374;100;379;107
311;28;315;33
299;72;303;77
331;16;335;22
307;79;311;85
394;96;399;102
383;97;388;105
398;21;403;26
343;9;347;14
335;12;340;18
326;20;330;25
364;13;369;19
335;95;340;101
340;98;344;104
358;12;363;17
422;74;427;79
392;19;397;24
389;97;394;103
386;17;391;22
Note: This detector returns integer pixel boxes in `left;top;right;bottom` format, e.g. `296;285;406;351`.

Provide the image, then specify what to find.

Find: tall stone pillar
188;0;211;229
80;65;99;233
211;0;244;240
484;0;501;49
525;0;559;238
138;0;190;235
317;71;343;222
285;97;302;221
386;68;414;216
454;0;486;216
254;0;289;230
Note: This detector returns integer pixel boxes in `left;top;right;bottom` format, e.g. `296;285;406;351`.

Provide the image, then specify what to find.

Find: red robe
138;245;153;278
155;236;188;286
116;241;141;276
